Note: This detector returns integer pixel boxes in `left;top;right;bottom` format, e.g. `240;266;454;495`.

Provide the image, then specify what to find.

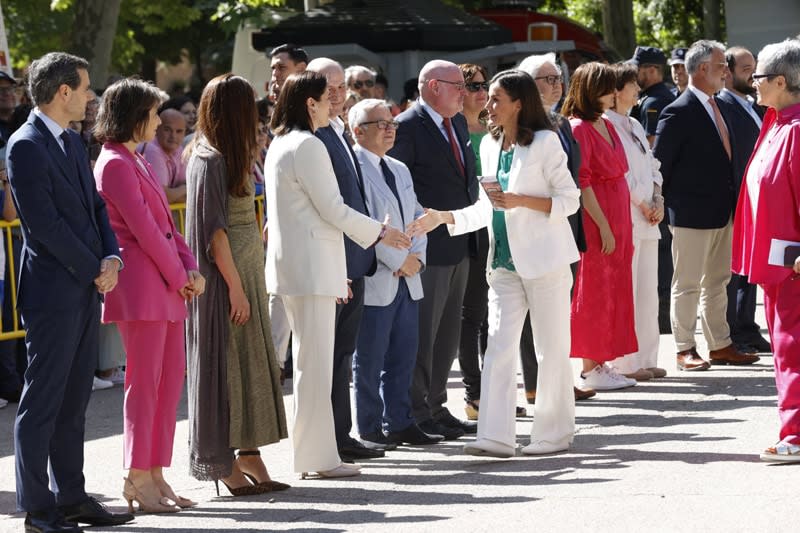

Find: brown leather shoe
574;386;596;401
677;348;710;371
709;344;760;365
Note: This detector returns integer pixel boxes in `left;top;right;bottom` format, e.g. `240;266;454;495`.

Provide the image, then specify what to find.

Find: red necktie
443;117;465;176
708;97;732;160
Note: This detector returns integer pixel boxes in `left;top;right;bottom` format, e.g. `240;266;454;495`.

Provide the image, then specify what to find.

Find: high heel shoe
169;495;198;508
122;478;180;514
300;463;361;480
213;478;272;497
236;449;291;491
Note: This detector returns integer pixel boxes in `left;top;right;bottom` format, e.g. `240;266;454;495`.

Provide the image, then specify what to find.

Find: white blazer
265;130;382;298
448;130;580;279
354;146;427;306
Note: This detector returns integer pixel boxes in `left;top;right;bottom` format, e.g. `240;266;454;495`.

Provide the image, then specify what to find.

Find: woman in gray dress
185;74;288;496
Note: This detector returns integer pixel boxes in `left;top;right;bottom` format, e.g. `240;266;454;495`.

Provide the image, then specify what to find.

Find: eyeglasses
435;79;466;91
752;73;779;85
465;82;489;93
534;75;562;86
352;79;375;90
359;119;400;130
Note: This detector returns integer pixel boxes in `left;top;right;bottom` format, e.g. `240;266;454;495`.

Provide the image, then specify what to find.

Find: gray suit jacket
354;145;426;306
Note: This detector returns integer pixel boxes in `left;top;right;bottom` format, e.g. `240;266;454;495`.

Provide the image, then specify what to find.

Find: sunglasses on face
352;79;375;90
465;82;489;93
359;119;400;130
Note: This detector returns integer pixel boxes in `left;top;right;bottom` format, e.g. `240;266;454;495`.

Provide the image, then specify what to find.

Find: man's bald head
418;60;464;118
156;108;187;154
307;57;347;118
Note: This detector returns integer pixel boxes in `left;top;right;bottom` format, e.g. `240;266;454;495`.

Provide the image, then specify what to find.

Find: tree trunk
703;0;723;40
602;0;636;58
69;0;122;90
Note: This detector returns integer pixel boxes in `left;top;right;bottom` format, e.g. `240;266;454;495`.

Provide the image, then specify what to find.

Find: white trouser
613;237;660;373
282;294;341;473
478;266;575;448
268;293;291;366
670;222;732;352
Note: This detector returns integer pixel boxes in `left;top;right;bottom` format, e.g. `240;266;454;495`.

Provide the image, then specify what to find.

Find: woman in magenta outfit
94;79;206;511
562;62;638;391
732;40;800;463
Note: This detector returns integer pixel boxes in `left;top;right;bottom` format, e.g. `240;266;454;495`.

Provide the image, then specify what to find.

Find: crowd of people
0;33;799;533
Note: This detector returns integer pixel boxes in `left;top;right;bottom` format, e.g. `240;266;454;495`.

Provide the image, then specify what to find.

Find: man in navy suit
719;46;771;354
654;41;759;372
306;58;393;462
388;60;479;440
7;52;132;533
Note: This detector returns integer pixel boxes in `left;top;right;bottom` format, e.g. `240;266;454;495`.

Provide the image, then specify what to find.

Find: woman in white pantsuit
408;70;580;457
264;72;410;478
605;64;667;381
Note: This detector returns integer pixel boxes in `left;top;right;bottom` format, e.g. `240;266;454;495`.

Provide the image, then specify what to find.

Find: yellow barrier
0;195;265;341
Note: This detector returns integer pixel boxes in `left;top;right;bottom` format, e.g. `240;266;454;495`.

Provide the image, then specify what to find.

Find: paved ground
1;305;798;532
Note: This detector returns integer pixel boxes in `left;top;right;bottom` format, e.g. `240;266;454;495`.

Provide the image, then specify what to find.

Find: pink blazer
95;142;198;322
732;102;800;286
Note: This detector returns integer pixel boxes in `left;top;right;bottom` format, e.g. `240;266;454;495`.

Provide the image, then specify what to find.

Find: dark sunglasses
359;119;400;130
352;79;375;90
465;82;489;93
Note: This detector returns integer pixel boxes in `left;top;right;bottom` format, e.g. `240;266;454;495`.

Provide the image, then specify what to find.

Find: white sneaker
108;367;126;385
0;397;7;409
92;376;113;391
579;364;636;391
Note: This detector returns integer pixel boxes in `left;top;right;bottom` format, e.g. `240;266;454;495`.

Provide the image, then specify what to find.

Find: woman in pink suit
94;79;206;510
732;40;800;463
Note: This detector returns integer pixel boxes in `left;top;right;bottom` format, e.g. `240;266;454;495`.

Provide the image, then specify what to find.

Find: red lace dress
569;117;638;361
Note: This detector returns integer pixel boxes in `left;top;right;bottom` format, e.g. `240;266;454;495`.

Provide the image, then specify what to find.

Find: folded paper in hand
767;238;800;267
479;175;505;211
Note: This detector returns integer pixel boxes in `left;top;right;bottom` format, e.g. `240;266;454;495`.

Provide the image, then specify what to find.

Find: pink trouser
117;320;186;470
762;278;800;443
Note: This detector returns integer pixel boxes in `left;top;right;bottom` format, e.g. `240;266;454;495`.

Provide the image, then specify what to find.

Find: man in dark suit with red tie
719;46;772;355
7;52;132;533
388;60;479;440
654;40;760;372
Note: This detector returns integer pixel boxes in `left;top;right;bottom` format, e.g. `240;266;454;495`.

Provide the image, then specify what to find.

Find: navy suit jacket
6;112;119;311
388;103;480;266
717;90;765;195
315;125;376;280
653;89;737;229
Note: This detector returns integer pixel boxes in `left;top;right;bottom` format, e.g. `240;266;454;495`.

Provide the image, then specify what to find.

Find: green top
491;147;515;272
469;131;485;175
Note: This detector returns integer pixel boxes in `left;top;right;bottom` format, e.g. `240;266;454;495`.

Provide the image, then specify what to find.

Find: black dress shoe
435;410;478;434
419;419;464;440
59;497;134;527
25;512;83;533
359;433;398;451
384;423;444;445
740;336;772;353
339;439;385;461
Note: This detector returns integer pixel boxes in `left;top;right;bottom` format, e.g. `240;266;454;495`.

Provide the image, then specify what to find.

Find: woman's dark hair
612;63;639;91
487;70;552;147
93;78;162;143
561;62;616;121
195;74;258;197
459;63;488;84
270;71;328;135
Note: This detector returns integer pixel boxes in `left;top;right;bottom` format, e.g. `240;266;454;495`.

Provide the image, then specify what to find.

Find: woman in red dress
562;62;638;391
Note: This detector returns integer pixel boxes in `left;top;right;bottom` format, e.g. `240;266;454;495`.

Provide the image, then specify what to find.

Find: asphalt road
1;308;798;532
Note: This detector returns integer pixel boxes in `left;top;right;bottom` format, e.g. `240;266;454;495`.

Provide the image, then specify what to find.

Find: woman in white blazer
408;70;580;457
605;63;666;382
264;72;410;478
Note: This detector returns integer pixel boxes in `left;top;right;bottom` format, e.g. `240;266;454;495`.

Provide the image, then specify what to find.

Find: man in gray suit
350;98;442;446
388;60;479;439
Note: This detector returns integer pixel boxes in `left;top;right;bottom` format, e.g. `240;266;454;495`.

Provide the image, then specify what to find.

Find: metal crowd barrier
0;195;265;341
